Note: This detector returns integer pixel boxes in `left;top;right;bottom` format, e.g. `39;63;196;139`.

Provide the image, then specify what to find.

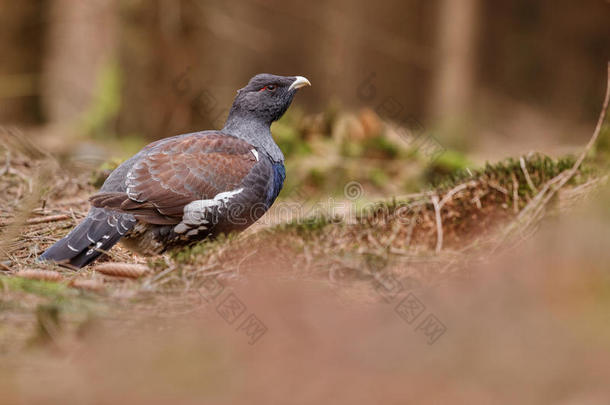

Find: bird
40;73;311;268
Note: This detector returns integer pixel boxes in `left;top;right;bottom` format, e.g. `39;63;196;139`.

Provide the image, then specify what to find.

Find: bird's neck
222;114;284;163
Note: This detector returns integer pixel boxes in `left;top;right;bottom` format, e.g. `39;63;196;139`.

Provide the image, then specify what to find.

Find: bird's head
228;74;311;125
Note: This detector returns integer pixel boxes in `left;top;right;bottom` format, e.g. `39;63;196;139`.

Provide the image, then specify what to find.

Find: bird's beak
289;76;311;91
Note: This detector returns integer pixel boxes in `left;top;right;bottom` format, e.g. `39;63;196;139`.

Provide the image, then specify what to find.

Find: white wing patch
174;187;243;234
125;166;146;202
251;149;259;161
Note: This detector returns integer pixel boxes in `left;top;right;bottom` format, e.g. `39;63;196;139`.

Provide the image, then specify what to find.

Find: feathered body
40;74;309;267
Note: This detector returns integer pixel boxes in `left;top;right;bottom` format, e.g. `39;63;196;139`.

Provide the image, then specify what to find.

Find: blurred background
2;2;610;403
1;0;608;159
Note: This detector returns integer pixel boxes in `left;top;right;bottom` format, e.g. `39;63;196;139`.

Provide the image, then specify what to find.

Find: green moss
277;214;336;236
428;153;594;193
352;153;598;226
170;216;335;265
1;276;68;300
422;149;472;186
170;233;239;264
0;276;103;324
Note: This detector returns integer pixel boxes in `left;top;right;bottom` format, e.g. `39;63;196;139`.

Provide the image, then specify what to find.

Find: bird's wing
90;133;258;224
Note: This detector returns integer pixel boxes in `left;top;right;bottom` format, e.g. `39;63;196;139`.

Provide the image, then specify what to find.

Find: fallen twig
487;181;509;195
26;214;71;225
431;195;443;254
0;214;71;227
431;181;477;253
502;62;610;243
520;156;538;193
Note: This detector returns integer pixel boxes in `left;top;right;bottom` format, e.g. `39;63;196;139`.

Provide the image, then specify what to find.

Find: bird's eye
260;84;277;92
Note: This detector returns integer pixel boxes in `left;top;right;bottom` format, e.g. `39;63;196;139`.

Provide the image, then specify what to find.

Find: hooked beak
289;76;311;91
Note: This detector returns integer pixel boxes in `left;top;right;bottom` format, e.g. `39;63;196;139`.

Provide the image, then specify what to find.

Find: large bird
40;73;310;268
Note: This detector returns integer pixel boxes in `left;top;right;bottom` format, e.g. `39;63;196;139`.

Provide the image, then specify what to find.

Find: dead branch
503;62;610;241
404;205;422;247
439;181;475;207
429;181;477;253
520;156;537;193
25;214;71;225
487;181;508;195
431;195;443;254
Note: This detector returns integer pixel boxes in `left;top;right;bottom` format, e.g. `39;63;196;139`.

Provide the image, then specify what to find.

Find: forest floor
1;94;610;402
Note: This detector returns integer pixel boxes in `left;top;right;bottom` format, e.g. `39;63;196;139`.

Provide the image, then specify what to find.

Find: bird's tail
40;208;136;268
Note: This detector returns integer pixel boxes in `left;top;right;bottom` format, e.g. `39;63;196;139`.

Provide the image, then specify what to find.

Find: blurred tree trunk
431;0;479;123
319;0;366;103
0;0;49;124
118;0;217;139
41;0;118;125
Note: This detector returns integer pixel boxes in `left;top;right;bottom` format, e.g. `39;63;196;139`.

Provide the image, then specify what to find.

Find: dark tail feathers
40;208;136;268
